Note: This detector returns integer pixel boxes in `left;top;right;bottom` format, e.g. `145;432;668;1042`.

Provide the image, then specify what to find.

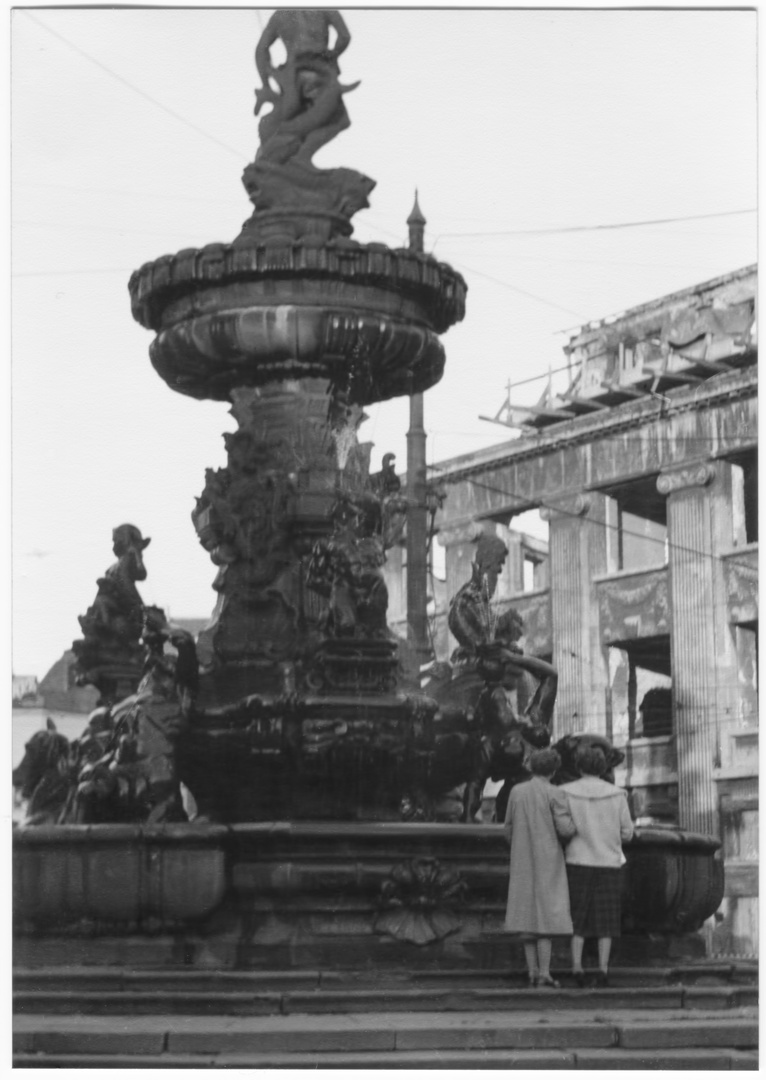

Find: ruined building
413;266;757;955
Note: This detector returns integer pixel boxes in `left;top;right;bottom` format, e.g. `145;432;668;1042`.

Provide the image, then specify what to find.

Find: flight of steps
14;962;758;1069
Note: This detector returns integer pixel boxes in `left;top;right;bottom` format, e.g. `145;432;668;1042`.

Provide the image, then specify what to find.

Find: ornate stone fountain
13;11;723;968
126;8;468;822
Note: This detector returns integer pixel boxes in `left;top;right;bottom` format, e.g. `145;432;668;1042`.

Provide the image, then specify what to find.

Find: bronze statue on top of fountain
254;9;356;167
242;8;375;242
71;525;152;705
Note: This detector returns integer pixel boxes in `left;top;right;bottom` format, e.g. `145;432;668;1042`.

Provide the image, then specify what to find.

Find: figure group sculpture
16;520;624;827
254;9;356;168
307;464;407;641
15;612;198;826
410;535;559;822
241;8;375;238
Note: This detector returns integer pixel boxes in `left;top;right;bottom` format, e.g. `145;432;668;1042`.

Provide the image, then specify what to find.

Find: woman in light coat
504;748;576;987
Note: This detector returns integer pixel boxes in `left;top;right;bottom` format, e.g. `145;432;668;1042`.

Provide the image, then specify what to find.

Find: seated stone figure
71;524;152;703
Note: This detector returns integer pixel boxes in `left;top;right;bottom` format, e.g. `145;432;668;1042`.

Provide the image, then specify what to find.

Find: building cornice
430;366;757;485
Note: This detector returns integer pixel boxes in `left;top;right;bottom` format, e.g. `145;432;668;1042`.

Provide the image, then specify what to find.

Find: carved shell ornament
373;857;467;945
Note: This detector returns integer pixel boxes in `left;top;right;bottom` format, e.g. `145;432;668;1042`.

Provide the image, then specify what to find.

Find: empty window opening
600;476;667;572
609;637;672;740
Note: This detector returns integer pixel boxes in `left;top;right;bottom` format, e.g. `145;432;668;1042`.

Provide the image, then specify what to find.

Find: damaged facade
389;265;758;955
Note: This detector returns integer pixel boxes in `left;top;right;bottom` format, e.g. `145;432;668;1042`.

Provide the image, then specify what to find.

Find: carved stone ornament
723;551;759;624
373;857;467;945
539;494;592;522
656;462;715;496
597;568;670;644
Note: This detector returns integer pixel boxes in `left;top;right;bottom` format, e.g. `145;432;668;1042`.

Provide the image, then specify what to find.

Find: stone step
13;930;750;971
11;1048;761;1069
12;984;758;1016
13;1008;759;1058
13;960;759;992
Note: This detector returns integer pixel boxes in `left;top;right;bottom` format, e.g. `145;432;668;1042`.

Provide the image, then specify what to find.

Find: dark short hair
529;748;561;777
575;744;607;776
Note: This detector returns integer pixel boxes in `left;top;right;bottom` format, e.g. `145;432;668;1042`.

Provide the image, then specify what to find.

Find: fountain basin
128;240;467;403
14;822;723;969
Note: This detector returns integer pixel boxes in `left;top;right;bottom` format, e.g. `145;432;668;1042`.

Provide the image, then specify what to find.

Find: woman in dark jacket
560;745;634;986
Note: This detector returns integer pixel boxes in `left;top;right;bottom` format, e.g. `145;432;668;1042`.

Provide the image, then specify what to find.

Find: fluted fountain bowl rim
129;237;468;336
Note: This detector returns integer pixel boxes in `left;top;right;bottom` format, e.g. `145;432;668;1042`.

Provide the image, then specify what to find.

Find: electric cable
436;208;757;240
20;12;244;159
455;473;758;578
447;260;587;319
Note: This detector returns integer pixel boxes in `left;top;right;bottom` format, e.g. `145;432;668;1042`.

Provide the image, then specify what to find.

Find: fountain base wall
14;822;724;971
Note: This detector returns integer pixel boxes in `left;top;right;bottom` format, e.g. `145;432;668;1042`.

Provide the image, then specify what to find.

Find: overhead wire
454;472;758;577
20;11;243;159
16;16;749;325
446;260;587;319
13;267;135;279
436;208;757;240
17;13;754;330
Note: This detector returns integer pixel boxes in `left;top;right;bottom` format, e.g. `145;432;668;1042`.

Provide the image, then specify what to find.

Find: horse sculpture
12;715;112;825
13;718;77;825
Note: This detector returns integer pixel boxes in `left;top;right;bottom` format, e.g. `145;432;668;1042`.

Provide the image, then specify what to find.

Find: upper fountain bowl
128;239;466;404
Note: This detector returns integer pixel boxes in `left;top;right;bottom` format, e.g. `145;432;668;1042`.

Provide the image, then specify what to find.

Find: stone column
406;390;430;672
540;493;610;737
657;461;741;836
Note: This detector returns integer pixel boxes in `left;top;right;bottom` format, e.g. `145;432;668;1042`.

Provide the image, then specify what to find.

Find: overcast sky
12;6;757;679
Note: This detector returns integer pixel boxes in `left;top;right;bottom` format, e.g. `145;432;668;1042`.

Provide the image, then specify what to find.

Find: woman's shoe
537;974;561;989
572;970;586;988
593;970;609;988
528;973;539;988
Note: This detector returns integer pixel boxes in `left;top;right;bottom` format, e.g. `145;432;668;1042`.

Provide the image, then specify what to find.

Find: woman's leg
523;940;539;980
571;934;585;973
537;937;552;978
598;936;612;973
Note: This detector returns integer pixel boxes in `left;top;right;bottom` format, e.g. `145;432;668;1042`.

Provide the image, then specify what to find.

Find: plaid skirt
566;864;623;938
